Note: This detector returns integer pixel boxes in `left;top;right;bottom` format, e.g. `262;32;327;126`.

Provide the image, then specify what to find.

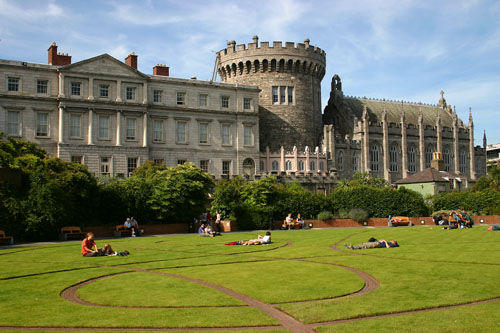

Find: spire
468;107;473;127
483;130;487;149
438;90;447;108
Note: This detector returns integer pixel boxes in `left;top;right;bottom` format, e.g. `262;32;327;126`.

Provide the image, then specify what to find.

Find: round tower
217;36;326;151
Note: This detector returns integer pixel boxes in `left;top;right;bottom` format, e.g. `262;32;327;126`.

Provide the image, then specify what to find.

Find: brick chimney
153;64;169;76
48;42;71;66
125;52;138;69
431;152;444;171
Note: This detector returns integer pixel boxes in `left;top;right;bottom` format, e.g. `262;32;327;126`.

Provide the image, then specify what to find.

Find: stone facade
217;36;326;151
0;43;260;179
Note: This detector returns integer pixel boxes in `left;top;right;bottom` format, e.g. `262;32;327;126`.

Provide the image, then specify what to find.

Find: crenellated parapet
217;37;326;81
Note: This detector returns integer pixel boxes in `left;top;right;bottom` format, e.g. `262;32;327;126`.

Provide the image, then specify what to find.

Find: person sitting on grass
81;232;115;257
198;224;215;237
344;239;399;249
242;231;271;246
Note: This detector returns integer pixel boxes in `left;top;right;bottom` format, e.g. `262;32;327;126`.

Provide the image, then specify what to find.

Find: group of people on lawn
283;213;305;229
124;217;140;236
434;209;474;229
198;211;222;237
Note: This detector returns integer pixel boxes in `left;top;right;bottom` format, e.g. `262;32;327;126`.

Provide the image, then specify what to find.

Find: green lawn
0;226;499;331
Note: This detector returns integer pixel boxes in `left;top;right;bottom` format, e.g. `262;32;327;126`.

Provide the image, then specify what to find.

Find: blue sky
0;0;498;146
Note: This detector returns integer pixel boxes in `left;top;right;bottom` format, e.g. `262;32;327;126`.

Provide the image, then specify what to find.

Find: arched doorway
243;158;255;179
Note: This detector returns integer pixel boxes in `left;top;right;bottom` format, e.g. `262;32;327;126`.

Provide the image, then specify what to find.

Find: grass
0;227;499;331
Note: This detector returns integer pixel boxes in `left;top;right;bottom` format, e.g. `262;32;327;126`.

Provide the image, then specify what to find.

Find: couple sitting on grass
225;231;271;246
81;232;130;257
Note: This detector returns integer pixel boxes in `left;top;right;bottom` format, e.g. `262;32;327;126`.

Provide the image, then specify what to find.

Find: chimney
125;52;138;69
431;152;444;171
48;42;71;66
153;64;169;76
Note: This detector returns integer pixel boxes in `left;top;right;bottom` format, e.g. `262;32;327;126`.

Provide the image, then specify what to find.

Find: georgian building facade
0;43;260;178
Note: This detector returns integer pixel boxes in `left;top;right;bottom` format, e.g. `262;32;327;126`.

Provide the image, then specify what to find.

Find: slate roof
394;168;467;184
343;98;463;129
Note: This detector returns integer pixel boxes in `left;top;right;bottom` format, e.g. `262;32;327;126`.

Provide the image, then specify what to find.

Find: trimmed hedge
432;189;500;215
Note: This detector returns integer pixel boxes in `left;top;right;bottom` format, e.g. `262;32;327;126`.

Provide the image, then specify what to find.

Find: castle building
0;43;260;178
0;38;487;186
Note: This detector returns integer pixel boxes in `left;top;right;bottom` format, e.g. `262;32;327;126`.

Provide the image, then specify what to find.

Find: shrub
337;208;349;218
348;208;369;222
317;211;334;221
481;206;500;216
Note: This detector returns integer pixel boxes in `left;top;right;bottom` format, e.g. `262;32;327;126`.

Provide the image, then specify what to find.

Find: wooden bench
59;226;86;241
391;216;412;227
0;230;14;245
282;219;304;230
114;225;132;238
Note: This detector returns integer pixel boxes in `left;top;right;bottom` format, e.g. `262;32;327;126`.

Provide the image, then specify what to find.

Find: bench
281;219;304;230
59;226;86;241
390;216;412;227
114;225;132;238
0;230;14;245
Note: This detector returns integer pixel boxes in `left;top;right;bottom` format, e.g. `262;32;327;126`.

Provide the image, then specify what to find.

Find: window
126;118;136;140
222;160;231;175
127;158;137;176
310;160;316;171
221;96;229;108
288;87;294;104
98;116;109;139
176;121;186;143
99;85;109;98
260;160;265;172
272;160;279;171
425;144;434;169
370;144;379;172
69;114;81;138
71;156;83;164
36;113;49;137
153;120;163;142
200;160;209;173
71;82;81;96
7;77;19;91
153;159;164;166
221;124;231;145
199;94;207;107
285;160;292;171
244;125;253;146
338;151;344;171
100;157;110;176
408;146;417;173
320;161;325;171
176;92;185;105
352;151;359;171
272;86;278;104
298;160;305;171
475;159;482;176
177;160;186;165
389;144;398;172
153;90;162;103
7;111;19;136
280;86;286;104
459;149;467;174
199;122;208;144
126;87;135;100
37;80;48;94
243;98;251;110
444;146;451;171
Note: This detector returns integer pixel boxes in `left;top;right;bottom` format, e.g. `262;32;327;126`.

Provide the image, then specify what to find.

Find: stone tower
217;36;326;151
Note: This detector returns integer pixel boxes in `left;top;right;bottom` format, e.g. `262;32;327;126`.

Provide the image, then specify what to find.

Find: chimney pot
153;64;169;76
125;52;138;69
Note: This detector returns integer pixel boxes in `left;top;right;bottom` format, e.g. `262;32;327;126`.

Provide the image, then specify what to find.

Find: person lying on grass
344;239;399;249
224;231;272;246
81;232;129;256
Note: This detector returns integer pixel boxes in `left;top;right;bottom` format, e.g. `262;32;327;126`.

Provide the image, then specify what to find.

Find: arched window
459;149;467;174
443;146;451;171
271;160;279;171
389;144;398;172
260;160;265;172
408;145;417;173
285;160;292;171
310;160;316;172
298;160;305;171
370;144;379;172
337;151;344;171
319;161;324;171
475;159;482;177
352;151;358;171
425;144;434;169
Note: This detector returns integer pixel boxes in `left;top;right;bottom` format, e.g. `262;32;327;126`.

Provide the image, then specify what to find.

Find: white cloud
0;0;65;20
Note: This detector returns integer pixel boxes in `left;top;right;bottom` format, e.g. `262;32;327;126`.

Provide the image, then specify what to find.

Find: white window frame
69;113;82;138
35;112;49;137
100;157;111;176
221;123;231;146
222;160;231;175
98;115;110;140
152;119;164;143
287;86;294;104
199;94;208;107
199;122;209;144
200;160;209;173
127;157;138;176
176;121;187;143
153;90;162;103
243;97;252;110
7;111;20;137
272;86;278;104
221;96;229;108
7;77;19;92
99;84;109;98
126;87;136;101
71;82;81;96
37;79;48;94
126;117;137;140
176;92;186;105
244;125;253;146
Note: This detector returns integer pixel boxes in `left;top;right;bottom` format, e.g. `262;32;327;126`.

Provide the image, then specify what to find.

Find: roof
343;98;463;129
394;168;467;184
